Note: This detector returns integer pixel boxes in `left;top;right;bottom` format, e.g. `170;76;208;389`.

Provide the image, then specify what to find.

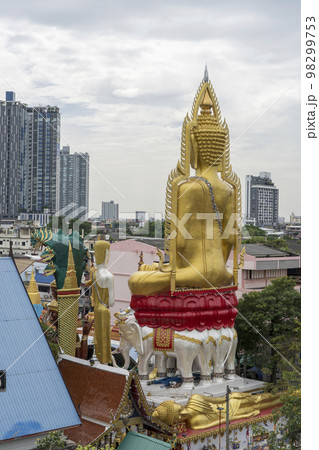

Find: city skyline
0;0;300;221
60;145;90;219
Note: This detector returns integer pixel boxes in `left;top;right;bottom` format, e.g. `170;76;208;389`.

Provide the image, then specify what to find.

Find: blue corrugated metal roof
118;432;171;449
35;273;55;284
0;257;80;442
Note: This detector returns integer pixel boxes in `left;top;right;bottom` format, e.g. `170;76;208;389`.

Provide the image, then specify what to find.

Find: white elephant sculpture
113;311;211;385
206;327;238;382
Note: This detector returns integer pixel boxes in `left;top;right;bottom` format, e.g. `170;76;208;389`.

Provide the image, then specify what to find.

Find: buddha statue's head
94;240;110;265
191;88;227;168
152;400;183;425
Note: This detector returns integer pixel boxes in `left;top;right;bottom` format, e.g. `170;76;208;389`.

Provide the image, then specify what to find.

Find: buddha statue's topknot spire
204;63;209;82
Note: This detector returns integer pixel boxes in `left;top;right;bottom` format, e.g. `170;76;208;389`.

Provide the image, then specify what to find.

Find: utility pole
226;385;239;450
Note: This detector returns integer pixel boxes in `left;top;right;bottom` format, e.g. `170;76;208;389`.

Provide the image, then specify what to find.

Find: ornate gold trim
175;333;202;346
206;336;217;346
176;413;276;444
219;335;231;345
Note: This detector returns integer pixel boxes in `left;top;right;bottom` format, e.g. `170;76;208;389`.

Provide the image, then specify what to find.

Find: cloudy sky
0;0;300;220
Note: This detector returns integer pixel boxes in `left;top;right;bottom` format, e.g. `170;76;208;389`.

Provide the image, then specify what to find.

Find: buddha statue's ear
190;132;198;170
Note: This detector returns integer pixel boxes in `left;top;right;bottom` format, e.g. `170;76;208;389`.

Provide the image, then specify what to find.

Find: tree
79;221;92;237
47;215;65;230
36;430;66;449
243;224;266;237
237;286;301;448
235;277;301;384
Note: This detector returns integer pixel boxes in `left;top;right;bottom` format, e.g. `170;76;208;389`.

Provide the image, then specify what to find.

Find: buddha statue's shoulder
178;176;232;204
178;177;209;197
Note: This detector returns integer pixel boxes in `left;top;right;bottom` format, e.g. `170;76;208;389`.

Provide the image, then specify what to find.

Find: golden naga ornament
129;68;241;295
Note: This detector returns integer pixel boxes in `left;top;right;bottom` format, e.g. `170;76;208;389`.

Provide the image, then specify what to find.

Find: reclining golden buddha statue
152;392;282;430
129;70;242;295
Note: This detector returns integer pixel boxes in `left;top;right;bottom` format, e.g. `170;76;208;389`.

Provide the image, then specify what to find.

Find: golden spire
138;251;144;271
62;241;78;289
27;264;41;305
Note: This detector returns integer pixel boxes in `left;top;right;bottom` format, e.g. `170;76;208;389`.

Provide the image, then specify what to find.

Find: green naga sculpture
31;228;89;356
31;228;88;290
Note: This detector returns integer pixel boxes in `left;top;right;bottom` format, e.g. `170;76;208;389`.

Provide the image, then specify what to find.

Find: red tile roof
59;357;128;445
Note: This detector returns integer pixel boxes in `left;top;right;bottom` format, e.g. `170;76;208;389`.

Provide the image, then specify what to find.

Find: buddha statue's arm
222;188;236;263
84;270;94;287
108;273;115;307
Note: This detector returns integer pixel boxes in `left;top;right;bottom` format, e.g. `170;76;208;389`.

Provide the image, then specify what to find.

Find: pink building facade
108;239;162;324
228;243;301;298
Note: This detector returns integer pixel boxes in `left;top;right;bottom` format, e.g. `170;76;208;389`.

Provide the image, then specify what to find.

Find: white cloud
0;0;300;220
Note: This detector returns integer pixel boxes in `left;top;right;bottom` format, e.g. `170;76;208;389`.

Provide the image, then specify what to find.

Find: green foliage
36;431;66;449
139;220;165;237
236;277;301;448
47;216;65;230
236;277;301;383
68;219;92;238
243;224;267;237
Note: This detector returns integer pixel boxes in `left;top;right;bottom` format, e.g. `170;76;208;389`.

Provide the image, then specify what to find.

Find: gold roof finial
62;241;78;289
138;251;144;271
27;263;41;305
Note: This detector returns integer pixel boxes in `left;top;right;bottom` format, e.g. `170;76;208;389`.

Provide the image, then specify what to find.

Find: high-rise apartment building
59;146;90;218
246;172;279;226
0;92;26;218
24;105;60;214
101;201;119;221
0;91;60;218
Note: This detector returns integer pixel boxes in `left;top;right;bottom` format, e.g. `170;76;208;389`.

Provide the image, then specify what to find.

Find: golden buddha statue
129;70;241;295
85;240;114;364
152;392;282;430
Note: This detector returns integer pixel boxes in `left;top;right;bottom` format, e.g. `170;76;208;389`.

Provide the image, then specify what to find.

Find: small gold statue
85;240;114;364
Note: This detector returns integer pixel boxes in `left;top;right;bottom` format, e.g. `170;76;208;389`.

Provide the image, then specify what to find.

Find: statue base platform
131;286;238;331
140;376;265;407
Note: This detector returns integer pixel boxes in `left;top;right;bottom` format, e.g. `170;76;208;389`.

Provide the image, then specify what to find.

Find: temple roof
35;273;55;284
0;257;80;443
243;243;292;258
118;431;171;449
59;355;129;446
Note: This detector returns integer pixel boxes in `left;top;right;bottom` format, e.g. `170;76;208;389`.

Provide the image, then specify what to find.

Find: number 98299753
306;17;316;79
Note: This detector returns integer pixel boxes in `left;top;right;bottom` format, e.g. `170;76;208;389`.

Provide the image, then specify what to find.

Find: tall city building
59;146;89;218
246;172;279;226
102;201;119;221
24;105;60;214
0;92;27;218
0;91;60;218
